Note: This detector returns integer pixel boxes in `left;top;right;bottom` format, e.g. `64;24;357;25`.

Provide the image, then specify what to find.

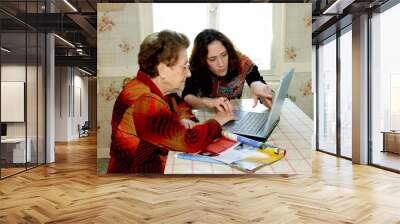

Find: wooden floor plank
1;134;400;223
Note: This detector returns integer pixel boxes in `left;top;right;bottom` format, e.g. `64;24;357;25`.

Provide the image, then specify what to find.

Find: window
152;3;272;70
317;36;337;154
218;4;272;70
0;2;46;179
390;74;400;130
339;28;352;158
316;27;352;159
152;3;208;54
371;2;400;171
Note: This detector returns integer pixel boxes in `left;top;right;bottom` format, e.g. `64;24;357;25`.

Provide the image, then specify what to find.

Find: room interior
0;0;399;222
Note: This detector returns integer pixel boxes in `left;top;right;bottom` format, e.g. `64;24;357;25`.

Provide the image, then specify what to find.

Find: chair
79;121;90;138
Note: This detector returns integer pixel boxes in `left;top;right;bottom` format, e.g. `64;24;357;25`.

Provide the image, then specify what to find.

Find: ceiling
0;0;395;75
311;0;390;43
0;0;98;74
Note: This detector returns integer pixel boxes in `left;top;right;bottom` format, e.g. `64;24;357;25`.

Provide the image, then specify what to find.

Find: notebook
176;131;286;173
223;69;295;142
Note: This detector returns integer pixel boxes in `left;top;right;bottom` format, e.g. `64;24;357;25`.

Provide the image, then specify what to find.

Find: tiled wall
283;4;313;119
97;3;313;158
97;4;141;157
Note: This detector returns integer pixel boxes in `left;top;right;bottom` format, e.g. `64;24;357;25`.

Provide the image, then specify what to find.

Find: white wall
1;65;26;81
72;73;89;138
1;65;30;138
55;66;68;141
55;67;89;141
1;63;46;163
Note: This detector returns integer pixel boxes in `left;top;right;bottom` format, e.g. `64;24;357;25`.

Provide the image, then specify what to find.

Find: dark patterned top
182;55;266;99
107;71;222;174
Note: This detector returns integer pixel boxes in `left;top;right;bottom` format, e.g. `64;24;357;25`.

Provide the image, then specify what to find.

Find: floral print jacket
107;71;222;173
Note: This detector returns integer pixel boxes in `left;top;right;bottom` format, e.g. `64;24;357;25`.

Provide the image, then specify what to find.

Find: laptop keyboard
231;112;268;135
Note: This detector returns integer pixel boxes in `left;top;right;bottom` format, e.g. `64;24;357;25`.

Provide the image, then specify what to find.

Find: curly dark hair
138;30;189;78
189;29;241;82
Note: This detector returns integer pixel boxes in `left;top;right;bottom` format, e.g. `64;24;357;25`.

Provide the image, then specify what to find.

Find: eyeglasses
180;63;190;71
180;63;191;77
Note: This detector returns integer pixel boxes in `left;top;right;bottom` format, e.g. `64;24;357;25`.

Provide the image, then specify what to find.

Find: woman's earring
160;76;166;80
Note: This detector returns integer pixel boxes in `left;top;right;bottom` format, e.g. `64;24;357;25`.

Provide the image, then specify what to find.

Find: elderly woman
107;30;235;173
182;29;275;113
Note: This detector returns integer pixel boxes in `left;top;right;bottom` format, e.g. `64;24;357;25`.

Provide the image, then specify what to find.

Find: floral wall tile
98;77;124;108
283;3;313;119
303;15;312;28
287;72;313;119
97;75;135;151
98;14;115;33
285;4;311;63
101;80;119;102
98;3;126;12
300;80;312;97
97;4;140;77
97;66;138;78
97;116;112;151
97;95;115;151
285;46;298;62
118;40;134;54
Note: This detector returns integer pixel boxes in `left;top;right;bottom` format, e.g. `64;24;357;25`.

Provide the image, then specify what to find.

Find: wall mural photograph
97;3;313;175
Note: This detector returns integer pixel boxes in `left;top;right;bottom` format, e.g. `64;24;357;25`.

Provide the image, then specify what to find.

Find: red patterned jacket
107;71;222;173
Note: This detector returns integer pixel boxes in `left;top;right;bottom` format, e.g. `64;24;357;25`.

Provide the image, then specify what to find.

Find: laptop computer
223;69;295;142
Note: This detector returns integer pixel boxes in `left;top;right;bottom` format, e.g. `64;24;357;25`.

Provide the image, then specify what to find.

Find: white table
1;138;31;163
164;99;313;174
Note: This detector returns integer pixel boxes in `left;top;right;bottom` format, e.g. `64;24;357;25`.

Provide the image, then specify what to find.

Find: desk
381;131;400;154
1;138;31;163
164;99;313;174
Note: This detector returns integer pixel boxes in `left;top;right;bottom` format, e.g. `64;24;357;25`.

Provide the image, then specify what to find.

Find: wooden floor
1;135;400;223
1;163;45;178
372;150;400;171
1;167;26;178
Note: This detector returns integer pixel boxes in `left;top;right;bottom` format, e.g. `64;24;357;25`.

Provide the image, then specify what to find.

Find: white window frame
389;74;400;130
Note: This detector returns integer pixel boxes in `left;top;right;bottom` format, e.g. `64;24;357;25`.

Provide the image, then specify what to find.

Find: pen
222;131;283;154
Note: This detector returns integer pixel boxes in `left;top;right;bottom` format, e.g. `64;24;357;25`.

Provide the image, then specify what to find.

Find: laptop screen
262;69;295;135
